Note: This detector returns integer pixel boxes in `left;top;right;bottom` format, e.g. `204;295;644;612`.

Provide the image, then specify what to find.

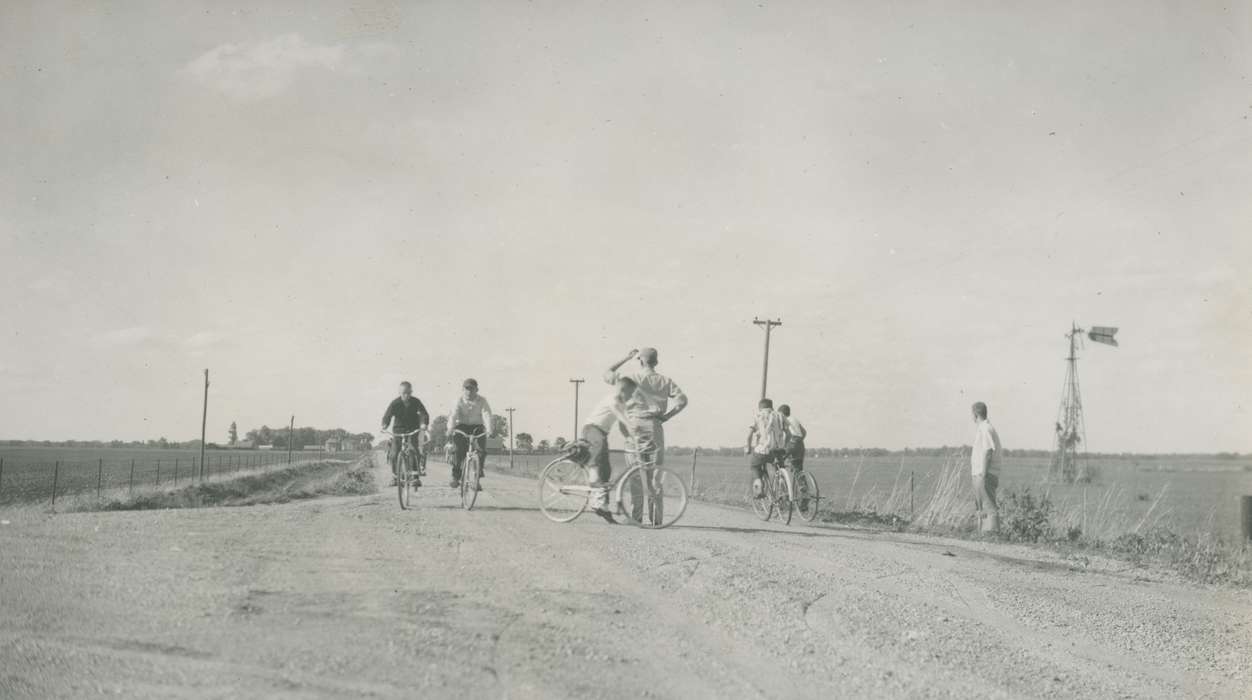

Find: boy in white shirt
970;401;1003;533
579;376;638;522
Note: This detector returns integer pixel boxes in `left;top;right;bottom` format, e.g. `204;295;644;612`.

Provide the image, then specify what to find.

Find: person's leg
388;438;401;480
475;432;487;478
790;439;806;472
582;426;611;484
972;473;986;525
749;453;768;496
450;427;469;483
982;473;999;532
653;422;665;466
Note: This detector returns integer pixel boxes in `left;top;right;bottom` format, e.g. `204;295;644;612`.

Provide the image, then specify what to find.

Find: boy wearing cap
448;378;493;489
603;347;687;467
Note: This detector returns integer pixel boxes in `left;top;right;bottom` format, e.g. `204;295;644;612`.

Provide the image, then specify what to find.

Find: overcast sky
2;1;1249;452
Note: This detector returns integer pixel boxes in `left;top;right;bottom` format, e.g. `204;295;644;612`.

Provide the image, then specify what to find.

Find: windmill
1051;322;1119;483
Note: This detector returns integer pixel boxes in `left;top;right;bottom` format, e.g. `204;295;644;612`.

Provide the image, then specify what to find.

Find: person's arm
794;420;807;441
659;378;688;422
480;398;494;436
414;398;429;430
447;402;460;434
744;424;757;454
381;400;395;431
603;349;638;384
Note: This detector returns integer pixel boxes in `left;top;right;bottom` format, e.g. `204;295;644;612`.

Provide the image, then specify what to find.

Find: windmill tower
1050;323;1118;483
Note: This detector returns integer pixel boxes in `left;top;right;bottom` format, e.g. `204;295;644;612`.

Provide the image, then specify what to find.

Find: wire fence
0;449;367;508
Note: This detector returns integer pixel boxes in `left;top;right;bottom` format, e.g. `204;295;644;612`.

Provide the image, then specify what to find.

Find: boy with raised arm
602;347;687;468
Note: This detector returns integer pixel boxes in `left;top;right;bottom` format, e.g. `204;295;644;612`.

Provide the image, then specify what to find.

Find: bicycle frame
450;427;488;462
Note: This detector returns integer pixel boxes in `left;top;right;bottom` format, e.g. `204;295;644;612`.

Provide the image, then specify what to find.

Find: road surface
1;457;1248;698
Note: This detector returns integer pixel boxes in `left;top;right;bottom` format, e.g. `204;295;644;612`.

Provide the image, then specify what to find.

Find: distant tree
537;439;551;453
490;414;509;439
515;432;534;452
228;422;238;445
554;437;568;451
428;416;449;451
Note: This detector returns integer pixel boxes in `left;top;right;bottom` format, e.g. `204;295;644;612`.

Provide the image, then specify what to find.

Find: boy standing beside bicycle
746;398;789;499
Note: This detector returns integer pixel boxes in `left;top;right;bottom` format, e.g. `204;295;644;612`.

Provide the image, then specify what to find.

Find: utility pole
287;415;294;465
199;369;209;481
752;317;782;400
569;379;585;441
505;407;516;469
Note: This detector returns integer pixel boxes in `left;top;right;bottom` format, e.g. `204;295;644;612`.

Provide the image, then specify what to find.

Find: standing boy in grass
970;401;1002;533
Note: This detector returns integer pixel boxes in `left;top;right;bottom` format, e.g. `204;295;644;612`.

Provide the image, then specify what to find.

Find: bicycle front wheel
538;458;589;523
462;454;480;510
616;466;688;529
398;452;414;510
796;471;820;522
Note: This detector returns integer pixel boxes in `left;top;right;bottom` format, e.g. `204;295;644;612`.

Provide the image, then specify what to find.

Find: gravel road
1;456;1248;699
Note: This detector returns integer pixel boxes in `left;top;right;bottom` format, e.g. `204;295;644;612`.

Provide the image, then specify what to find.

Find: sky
2;1;1249;452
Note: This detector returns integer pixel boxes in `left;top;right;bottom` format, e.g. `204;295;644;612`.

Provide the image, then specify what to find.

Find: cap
463;378;478;389
638;347;658;365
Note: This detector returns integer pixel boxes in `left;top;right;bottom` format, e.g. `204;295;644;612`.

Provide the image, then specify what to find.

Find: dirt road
1;457;1249;698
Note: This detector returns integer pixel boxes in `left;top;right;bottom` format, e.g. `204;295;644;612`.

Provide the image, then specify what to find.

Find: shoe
414;478;422;487
450;479;461;488
592;507;617;524
751;478;764;499
390;477;399;487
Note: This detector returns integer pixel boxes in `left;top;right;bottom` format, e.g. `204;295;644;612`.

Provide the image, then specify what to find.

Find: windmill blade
1088;325;1119;347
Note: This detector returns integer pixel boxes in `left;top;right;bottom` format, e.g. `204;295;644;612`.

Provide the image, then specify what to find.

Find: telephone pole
199;369;209;481
569;379;585;440
505;407;516;469
752;317;782;400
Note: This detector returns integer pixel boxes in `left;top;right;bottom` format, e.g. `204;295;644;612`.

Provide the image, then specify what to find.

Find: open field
0;446;364;506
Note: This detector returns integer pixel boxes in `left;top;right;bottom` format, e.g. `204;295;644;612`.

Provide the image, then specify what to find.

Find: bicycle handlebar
382;428;426;438
451;427;488;439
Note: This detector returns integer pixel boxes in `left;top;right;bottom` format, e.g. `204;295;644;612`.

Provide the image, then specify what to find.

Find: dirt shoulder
1;456;1248;699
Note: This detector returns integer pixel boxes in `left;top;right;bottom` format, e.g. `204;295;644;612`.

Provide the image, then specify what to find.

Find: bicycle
537;437;689;528
450;427;487;511
382;428;424;510
748;451;821;524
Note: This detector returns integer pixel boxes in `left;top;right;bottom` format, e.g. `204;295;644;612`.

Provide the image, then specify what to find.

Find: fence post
1083;486;1088;537
175;458;179;485
96;458;103;501
129;459;135;495
690;449;699;494
156;459;161;486
0;457;4;497
51;461;60;508
909;471;915;518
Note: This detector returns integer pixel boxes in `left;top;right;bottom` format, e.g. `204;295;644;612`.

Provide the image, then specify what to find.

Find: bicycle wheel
796;471;820;522
538;458;590;523
616;466;688;529
398;451;413;510
462;453;480;510
749;476;774;521
775;471;793;525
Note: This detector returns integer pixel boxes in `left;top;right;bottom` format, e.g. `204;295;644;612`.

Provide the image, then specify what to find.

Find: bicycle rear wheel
617;466;688;529
538;458;589;523
462;454;480;510
749;477;773;521
796;471;820;522
775;471;793;525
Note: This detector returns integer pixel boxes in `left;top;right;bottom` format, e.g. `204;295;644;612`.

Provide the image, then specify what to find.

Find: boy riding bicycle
381;381;430;487
746;398;790;498
576;376;638;523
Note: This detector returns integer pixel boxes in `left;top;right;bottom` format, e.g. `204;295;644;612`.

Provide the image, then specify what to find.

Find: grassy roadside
62;455;378;512
483;451;1250;588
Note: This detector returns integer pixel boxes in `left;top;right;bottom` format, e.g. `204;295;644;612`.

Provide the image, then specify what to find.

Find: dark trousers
787;438;806;470
451;424;487;480
388;435;418;476
581;425;612;484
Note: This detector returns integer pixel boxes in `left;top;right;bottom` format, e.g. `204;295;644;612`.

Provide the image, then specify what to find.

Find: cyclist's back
745;398;787;498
